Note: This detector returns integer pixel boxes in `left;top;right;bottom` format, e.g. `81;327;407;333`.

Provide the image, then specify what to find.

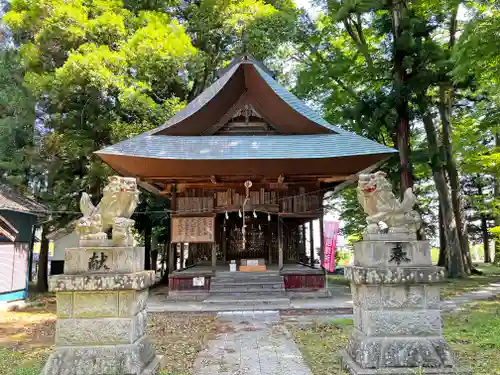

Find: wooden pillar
309;220;315;267
169;243;175;274
301;224;306;263
211;243;217;270
169;185;177;274
319;215;325;269
278;216;283;269
222;225;227;263
267;221;272;265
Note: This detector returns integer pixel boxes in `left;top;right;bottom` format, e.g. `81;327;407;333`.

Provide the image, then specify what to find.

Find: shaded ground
289;300;500;375
0;301;223;375
0;298;56;375
440;263;500;299
149;313;225;375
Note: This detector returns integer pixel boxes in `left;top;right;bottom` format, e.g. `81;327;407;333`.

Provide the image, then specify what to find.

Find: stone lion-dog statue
76;176;139;246
357;171;421;235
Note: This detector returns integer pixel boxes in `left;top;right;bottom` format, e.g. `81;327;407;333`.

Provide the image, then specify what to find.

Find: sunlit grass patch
290;301;500;375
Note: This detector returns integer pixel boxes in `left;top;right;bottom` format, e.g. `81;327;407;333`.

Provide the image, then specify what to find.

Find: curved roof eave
96;134;397;161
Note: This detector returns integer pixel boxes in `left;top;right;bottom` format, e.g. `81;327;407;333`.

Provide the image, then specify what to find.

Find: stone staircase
204;271;290;310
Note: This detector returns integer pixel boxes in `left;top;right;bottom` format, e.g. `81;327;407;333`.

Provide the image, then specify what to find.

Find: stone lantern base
340;234;470;375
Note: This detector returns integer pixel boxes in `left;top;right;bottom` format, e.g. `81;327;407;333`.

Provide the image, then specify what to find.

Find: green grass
290;320;350;375
329;263;500;299
444;301;500;374
0;348;46;375
327;274;350;286
291;300;500;375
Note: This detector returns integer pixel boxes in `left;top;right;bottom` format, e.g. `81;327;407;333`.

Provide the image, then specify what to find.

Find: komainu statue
76;176;139;246
357;171;421;235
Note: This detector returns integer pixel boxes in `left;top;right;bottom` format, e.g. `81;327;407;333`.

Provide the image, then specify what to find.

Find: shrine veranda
95;55;397;297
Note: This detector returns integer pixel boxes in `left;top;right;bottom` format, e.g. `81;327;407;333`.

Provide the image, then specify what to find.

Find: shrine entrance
224;213;276;262
96;55;396;299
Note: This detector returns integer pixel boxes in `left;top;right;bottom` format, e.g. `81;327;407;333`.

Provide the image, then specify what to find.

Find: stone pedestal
41;247;162;375
340;235;470;375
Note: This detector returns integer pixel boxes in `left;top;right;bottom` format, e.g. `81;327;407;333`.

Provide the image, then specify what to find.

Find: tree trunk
28;224;37;282
495;133;500;264
438;204;447;267
417;96;466;278
160;242;170;284
439;85;472;274
391;0;413;196
151;250;158;272
37;223;49;292
481;216;491;263
144;217;152;271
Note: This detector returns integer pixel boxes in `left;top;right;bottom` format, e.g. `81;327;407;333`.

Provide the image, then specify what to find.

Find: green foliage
2;0;299;233
0;48;39;191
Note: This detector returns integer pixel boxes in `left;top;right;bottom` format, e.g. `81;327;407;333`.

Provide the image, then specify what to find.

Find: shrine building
96;55;396;301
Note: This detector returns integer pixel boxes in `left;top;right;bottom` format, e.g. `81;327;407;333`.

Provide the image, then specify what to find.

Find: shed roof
0;183;48;215
0;214;18;242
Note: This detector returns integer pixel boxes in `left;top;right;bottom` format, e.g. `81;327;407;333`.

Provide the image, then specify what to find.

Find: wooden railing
175;188;320;214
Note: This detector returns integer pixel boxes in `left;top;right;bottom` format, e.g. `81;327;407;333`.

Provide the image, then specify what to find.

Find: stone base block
345;266;445;285
167;290;209;301
346;329;454;368
363;232;417;241
41;335;163;375
340;350;471;375
49;271;156;292
354;240;431;267
64;247;145;274
55;309;147;345
56;289;149;319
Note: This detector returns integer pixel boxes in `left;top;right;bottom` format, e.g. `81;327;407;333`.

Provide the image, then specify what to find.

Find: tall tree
0;48;38;189
4;0;299;229
293;0;472;276
453;3;500;263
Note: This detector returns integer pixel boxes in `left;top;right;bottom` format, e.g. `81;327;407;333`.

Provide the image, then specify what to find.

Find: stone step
215;271;281;279
212;276;284;283
210;280;284;287
210;285;285;293
209;290;286;298
203;295;290;308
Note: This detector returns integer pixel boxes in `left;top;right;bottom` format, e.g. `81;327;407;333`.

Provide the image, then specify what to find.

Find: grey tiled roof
97;134;396;160
138;63;241;136
0;183;48;214
136;58;341;136
96;57;397;161
253;66;345;133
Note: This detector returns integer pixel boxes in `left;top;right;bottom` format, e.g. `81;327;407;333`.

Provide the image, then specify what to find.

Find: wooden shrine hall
96;55;396;299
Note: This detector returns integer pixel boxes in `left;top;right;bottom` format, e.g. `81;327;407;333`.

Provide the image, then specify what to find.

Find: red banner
323;221;340;272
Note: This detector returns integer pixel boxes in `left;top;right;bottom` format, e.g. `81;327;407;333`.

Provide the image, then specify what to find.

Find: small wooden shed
0;183;46;302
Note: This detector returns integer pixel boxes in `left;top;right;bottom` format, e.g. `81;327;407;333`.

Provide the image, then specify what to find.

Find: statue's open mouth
363;186;377;193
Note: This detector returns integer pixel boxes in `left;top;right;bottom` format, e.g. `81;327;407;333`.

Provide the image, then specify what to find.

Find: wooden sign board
171;216;215;243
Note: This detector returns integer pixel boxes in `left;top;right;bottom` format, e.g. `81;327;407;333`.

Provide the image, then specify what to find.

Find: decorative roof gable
148;58;339;136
